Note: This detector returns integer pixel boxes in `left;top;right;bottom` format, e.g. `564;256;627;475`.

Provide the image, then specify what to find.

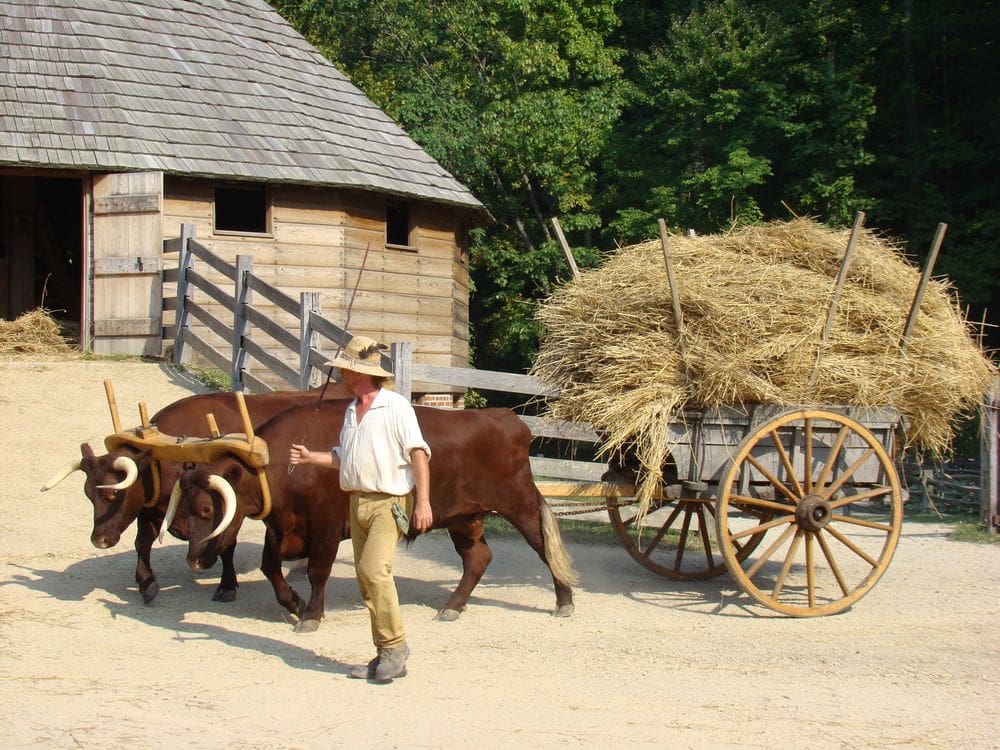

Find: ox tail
540;498;579;587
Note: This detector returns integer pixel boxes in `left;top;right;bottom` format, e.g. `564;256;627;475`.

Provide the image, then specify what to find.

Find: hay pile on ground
0;308;77;357
532;218;996;505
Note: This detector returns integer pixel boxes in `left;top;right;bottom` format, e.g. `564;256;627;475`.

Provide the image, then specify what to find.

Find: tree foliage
271;0;999;370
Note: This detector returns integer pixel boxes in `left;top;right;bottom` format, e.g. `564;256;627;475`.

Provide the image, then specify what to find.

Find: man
289;335;432;683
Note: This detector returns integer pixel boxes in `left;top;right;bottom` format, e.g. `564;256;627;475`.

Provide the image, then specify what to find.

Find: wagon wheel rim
607;494;770;581
716;409;903;617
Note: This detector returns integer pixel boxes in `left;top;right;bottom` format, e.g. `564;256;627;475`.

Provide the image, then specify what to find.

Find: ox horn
40;459;82;492
159;480;183;544
202;475;237;542
95;456;139;490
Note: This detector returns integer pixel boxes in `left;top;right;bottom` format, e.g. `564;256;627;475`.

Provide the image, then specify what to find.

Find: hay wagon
536;404;904;618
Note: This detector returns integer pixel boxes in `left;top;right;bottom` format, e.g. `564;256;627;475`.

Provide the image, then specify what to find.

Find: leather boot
373;643;409;682
348;648;382;680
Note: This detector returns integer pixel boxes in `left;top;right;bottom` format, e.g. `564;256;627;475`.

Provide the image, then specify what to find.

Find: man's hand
289;443;311;465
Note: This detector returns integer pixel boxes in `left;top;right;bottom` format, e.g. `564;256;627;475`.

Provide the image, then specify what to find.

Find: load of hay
0;308;76;357
531;218;997;506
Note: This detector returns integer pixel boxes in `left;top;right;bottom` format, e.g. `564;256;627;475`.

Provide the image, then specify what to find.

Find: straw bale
0;308;77;357
532;218;996;505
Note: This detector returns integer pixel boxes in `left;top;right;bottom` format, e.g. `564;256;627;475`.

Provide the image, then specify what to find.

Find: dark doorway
0;175;83;335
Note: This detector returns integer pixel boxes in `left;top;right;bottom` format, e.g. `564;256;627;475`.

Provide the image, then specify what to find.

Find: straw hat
324;335;393;378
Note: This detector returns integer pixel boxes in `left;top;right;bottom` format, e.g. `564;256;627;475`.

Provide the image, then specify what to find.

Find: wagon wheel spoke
815;530;851;596
805;533;816;608
828;485;893;509
770;429;804;497
746;454;800;505
728;493;796;515
819;447;876;500
696;505;716;569
728;513;796;541
716;409;903;617
804;417;814;494
830;514;895;533
607;488;759;581
814;426;849;493
771;530;804;599
745;523;797;578
701;501;766;560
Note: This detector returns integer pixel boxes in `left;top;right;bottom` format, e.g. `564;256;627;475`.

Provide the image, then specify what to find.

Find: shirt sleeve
394;400;431;462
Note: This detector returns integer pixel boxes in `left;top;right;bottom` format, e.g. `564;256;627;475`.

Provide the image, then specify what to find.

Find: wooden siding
162;177;470;388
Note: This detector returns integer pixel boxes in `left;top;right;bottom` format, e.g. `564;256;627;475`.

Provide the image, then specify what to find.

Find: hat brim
323;354;393;379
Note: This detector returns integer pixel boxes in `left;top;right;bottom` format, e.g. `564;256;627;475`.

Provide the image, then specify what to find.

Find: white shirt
333;388;431;495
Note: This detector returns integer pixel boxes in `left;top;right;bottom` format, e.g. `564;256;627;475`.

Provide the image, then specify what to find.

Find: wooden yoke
101;387;274;520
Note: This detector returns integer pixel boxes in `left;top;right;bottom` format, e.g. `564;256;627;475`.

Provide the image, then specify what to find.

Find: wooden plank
530;456;608;482
242;337;300;385
93;317;160;336
93;256;163;275
412;363;557;396
94;193;161;215
272;221;347;246
245;304;299;351
534;481;635;498
520;414;600;442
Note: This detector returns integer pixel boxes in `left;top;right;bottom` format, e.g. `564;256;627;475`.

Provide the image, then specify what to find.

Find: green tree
860;1;1000;345
272;0;629;372
600;0;877;241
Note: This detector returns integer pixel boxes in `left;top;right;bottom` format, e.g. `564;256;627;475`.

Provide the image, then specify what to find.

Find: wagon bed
533;404;905;617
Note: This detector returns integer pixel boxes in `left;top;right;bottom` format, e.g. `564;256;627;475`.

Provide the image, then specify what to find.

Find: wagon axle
794;495;832;532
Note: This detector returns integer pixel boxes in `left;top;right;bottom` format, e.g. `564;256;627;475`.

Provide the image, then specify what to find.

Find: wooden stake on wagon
899;222;947;355
807;211;866;394
658;218;686;349
551;217;581;282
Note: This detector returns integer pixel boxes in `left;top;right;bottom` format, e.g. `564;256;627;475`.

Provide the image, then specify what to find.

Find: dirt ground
1;358;999;749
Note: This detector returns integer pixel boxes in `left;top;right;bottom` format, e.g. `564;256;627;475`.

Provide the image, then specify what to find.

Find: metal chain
548;496;639;517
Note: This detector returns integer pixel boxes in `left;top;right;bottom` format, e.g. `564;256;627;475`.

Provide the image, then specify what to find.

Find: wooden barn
0;0;488;402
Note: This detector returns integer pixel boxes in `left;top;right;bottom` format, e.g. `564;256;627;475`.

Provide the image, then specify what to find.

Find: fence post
982;378;1000;533
299;292;321;390
172;223;195;365
231;254;253;392
391;341;413;402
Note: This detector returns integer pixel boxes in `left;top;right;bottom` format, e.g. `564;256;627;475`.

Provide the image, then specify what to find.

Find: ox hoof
212;587;237;603
552;604;575;618
141;581;160;605
436;607;464;622
295;619;321;634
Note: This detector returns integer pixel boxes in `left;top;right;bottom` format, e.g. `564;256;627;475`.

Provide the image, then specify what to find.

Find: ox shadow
99;598;351;676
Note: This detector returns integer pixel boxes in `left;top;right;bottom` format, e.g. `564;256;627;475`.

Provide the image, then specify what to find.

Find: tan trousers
350;491;413;649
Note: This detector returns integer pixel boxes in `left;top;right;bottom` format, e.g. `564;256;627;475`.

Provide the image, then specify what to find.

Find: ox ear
132;448;156;471
80;443;96;459
223;464;245;485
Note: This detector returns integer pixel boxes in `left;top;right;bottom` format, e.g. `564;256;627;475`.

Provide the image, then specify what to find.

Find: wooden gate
90;172;163;355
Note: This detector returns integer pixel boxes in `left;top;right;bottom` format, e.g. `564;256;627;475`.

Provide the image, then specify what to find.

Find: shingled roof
0;0;486;215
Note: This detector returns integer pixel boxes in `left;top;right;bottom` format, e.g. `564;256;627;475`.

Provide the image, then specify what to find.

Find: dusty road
1;359;998;749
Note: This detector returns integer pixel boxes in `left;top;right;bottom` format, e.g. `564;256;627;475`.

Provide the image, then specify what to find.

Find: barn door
90;172;163;355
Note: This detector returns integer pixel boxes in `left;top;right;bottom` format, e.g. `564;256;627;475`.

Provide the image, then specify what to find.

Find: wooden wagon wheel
607;487;772;581
715;409;903;617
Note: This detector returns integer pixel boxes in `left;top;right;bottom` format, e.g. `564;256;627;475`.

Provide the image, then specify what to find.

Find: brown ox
41;384;349;604
165;400;577;632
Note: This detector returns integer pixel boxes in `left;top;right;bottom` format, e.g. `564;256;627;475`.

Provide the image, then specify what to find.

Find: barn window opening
215;185;269;234
385;201;412;247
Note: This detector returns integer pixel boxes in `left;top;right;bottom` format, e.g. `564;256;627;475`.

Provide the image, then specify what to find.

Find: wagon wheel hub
795;494;832;532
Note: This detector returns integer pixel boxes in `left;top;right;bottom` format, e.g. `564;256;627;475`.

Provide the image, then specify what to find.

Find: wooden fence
162;225;606;485
163;224;1000;527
